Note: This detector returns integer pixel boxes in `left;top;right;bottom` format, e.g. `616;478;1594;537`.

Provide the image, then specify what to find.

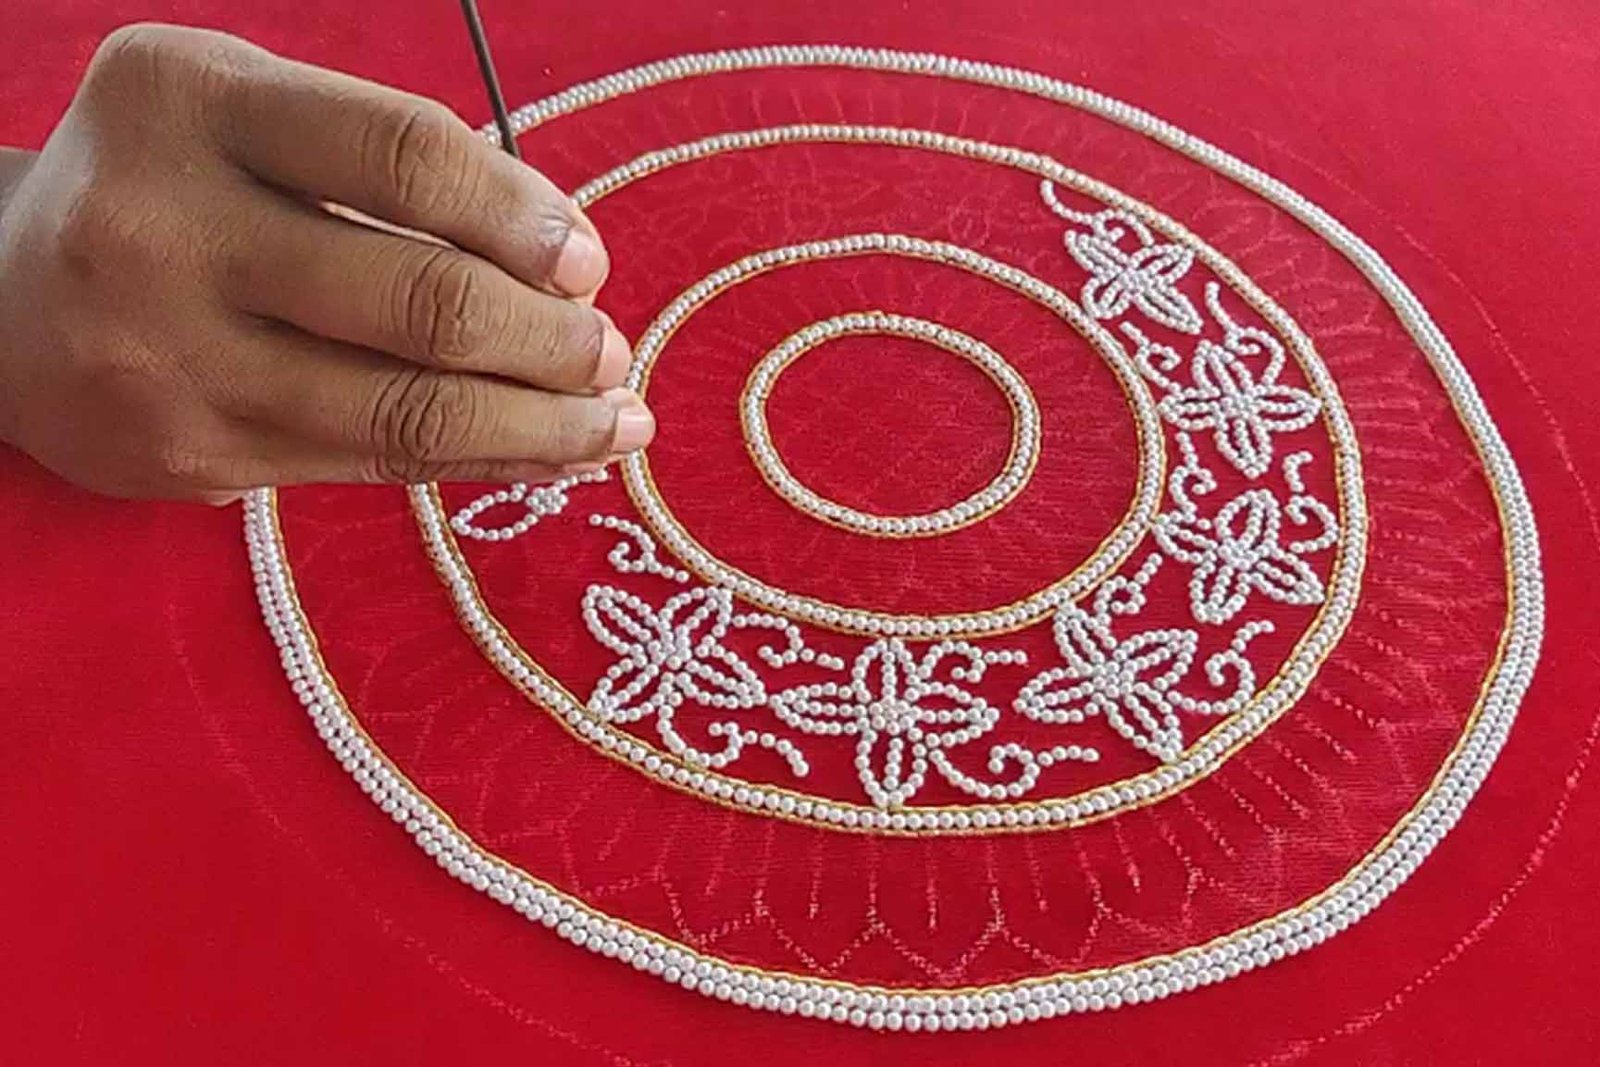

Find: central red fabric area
763;332;1016;516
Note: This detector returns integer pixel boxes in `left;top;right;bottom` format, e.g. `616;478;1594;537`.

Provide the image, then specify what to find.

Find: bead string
739;311;1041;539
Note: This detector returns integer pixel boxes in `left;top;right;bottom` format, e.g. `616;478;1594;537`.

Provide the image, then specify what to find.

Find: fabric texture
3;2;1599;1064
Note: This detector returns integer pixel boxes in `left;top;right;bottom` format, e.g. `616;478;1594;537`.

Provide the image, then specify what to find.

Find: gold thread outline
737;313;1041;539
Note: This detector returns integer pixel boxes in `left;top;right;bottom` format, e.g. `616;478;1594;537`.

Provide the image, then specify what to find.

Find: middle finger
224;195;632;393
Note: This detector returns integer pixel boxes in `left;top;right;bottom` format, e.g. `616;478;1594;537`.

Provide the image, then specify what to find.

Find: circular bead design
416;124;1366;831
247;45;1544;1029
623;233;1165;640
740;311;1041;539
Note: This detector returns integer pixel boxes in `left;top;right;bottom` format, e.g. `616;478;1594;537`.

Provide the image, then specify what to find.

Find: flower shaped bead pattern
771;639;1003;809
1124;283;1322;479
583;585;767;722
1015;561;1200;763
1042;181;1203;334
1153;442;1339;626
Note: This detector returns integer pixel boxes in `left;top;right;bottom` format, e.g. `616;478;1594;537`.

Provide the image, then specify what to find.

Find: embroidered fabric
9;6;1600;1063
244;47;1538;1029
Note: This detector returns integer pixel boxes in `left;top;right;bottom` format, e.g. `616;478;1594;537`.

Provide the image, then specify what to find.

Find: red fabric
4;2;1600;1064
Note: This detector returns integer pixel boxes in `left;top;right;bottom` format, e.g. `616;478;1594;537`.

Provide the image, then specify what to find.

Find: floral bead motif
1015;556;1270;762
1123;283;1322;479
771;639;1004;808
1153;437;1340;626
1042;180;1203;334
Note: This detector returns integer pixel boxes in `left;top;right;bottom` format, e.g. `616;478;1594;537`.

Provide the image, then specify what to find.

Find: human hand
0;23;652;502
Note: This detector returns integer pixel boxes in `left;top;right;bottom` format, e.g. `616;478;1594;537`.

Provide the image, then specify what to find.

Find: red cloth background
3;2;1600;1064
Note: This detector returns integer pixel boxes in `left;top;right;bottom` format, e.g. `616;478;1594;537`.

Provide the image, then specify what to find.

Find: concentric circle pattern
740;310;1041;539
246;45;1541;1030
618;230;1174;642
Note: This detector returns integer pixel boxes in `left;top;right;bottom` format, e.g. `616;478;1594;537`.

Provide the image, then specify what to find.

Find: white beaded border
619;233;1161;638
414;124;1368;831
741;311;1041;539
244;47;1543;1026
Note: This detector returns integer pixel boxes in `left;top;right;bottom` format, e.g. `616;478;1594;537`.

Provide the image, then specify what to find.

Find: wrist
0;147;35;214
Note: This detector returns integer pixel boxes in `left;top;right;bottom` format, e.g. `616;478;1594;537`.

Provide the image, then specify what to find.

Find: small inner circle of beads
741;311;1041;538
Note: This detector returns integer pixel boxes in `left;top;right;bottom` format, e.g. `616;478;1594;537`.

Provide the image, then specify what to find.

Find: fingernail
552;226;608;296
593;317;632;390
603;387;656;453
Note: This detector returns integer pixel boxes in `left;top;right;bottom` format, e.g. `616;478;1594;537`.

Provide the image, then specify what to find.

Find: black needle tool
459;0;521;160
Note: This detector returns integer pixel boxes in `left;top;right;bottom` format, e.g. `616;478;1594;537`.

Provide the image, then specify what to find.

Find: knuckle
83;25;170;110
150;435;217;488
56;191;152;278
369;370;481;472
55;189;117;258
89;23;255;102
405;249;495;366
367;100;473;215
92;23;178;73
530;304;604;387
547;398;613;462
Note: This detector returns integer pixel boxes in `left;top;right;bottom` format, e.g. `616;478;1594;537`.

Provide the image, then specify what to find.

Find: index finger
216;47;608;298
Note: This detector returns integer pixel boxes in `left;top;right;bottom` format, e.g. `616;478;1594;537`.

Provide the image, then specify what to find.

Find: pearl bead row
248;464;1540;1030
449;469;610;541
740;311;1040;539
622;232;1165;640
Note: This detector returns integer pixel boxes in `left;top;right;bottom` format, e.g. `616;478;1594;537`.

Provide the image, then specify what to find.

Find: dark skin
0;23;656;504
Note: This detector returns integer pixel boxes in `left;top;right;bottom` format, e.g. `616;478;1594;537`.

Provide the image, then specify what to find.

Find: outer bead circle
244;45;1542;1031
